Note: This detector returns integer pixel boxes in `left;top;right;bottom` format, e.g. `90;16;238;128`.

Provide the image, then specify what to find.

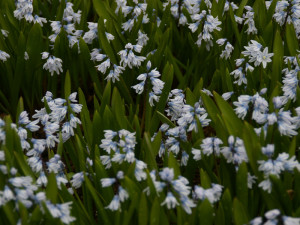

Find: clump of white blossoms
233;91;299;137
0;161;75;224
148;168;196;214
41;52;63;76
282;55;300;102
115;0;149;32
99;129;147;181
11;92;82;191
258;144;300;193
243;6;257;34
273;0;300;37
188;9;222;50
230;40;273;86
192;137;223;161
220;135;248;170
101;171;129;211
83;22;98;44
216;38;234;59
14;0;47;26
118;43;146;69
0;50;10;62
193;183;223;205
48;3;83;49
90;48;124;83
249;209;300;225
155;91;211;166
132;61;165;106
242;40;274;68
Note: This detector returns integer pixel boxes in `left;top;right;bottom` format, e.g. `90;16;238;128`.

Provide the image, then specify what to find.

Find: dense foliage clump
0;0;300;224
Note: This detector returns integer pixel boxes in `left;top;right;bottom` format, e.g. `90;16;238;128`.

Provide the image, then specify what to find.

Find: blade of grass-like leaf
271;29;283;90
138;193;148;225
150;197;160;225
236;162;248;210
213;91;243;136
85;175;111;224
143;132;158;170
286;23;298;56
198;199;214;225
233;198;248;225
64;70;71;100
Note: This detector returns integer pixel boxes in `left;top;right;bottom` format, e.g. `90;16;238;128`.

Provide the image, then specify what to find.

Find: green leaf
233;198;248;225
236;162;248;209
213;91;243;136
155;111;176;128
150;197;160;225
271;29;283;90
286;23;298;56
168;152;180;178
100;81;111;114
236;0;248;17
85;175;110;224
221;189;232;225
79;88;93;146
200;169;211;189
64;70;71;99
123;192;139;225
98;18;117;64
138;193;148;225
143;132;158;171
198;199;214;225
111;87;128;129
46;173;58;203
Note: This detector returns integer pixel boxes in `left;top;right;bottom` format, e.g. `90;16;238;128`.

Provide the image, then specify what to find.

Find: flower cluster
0;50;10;62
14;0;47;26
188;10;222;50
0;163;75;224
273;0;300;37
282;54;300;102
42;52;63;76
258;144;300;193
91;48;124;82
49;3;82;49
118;43;146;69
132;61;165;106
150;168;196;214
243;6;257;35
193;183;223;204
101;171;129;211
99;129;147;181
115;0;149;32
231;40;273;86
249;209;300;225
192;137;223;160
216;38;234;59
233;91;299;137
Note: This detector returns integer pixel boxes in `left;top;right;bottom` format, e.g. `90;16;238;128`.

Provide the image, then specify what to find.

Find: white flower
106;195;121;211
71;172;85;189
159;168;174;182
118;186;129;202
0;50;10;62
101;178;116;187
192;148;202;161
43;56;63;76
258;178;272;193
258;47;274;68
161;192;179;209
247;173;257;189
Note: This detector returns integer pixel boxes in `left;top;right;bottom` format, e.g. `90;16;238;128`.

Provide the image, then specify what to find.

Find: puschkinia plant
0;0;300;224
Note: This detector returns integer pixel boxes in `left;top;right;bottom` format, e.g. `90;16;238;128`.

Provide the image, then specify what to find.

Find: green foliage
0;0;300;224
